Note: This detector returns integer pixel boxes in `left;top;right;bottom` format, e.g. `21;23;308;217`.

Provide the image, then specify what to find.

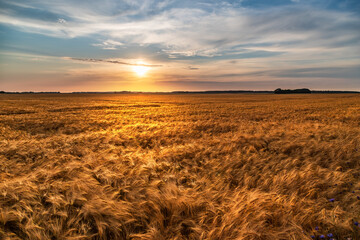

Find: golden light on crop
132;62;150;77
1;93;360;239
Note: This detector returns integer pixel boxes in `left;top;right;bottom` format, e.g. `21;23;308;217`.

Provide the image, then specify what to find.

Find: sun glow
132;62;150;77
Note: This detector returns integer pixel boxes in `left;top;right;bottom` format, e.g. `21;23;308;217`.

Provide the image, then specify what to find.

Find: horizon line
1;89;360;94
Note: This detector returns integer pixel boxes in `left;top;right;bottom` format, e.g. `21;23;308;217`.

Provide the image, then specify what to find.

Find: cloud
1;0;359;59
57;18;66;24
272;66;360;79
64;57;162;67
186;66;200;70
152;64;360;83
92;39;124;50
153;80;306;91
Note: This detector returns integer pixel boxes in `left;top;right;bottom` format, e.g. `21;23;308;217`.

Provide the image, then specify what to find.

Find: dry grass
0;93;359;240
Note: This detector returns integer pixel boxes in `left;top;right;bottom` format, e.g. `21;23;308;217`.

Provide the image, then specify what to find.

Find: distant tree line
0;91;60;94
311;90;360;94
274;88;311;94
172;90;273;94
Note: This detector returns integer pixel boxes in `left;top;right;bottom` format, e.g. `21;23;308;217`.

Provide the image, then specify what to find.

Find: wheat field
0;93;359;240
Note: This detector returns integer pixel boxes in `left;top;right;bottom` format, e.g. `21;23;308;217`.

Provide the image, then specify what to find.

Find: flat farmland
0;93;359;240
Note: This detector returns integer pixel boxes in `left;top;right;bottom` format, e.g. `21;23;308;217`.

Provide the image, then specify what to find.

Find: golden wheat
0;93;359;239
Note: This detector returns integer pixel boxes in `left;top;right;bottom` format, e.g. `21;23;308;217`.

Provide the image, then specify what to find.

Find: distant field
1;93;359;240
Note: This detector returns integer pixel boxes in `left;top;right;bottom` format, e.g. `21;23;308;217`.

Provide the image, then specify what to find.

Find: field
0;93;360;240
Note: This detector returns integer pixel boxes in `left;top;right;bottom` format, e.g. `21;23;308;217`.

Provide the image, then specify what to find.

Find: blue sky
0;0;359;92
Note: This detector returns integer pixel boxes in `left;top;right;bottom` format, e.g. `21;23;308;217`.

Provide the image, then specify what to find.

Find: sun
132;62;150;77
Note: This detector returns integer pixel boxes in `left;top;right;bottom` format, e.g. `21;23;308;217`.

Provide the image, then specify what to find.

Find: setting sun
132;62;150;77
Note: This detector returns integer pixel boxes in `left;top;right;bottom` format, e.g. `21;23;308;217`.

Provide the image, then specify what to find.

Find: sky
0;0;359;92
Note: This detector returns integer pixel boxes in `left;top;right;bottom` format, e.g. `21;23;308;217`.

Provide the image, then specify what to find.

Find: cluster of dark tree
274;88;311;94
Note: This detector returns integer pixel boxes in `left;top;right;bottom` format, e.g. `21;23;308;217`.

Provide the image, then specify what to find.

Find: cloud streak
65;57;162;67
1;0;359;58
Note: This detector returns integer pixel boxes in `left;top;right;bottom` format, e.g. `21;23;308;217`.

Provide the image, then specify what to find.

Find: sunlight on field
0;94;359;239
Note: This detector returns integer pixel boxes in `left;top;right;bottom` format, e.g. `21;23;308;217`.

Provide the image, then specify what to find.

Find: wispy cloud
92;40;124;50
64;57;162;67
186;66;200;70
1;0;359;59
57;18;66;24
